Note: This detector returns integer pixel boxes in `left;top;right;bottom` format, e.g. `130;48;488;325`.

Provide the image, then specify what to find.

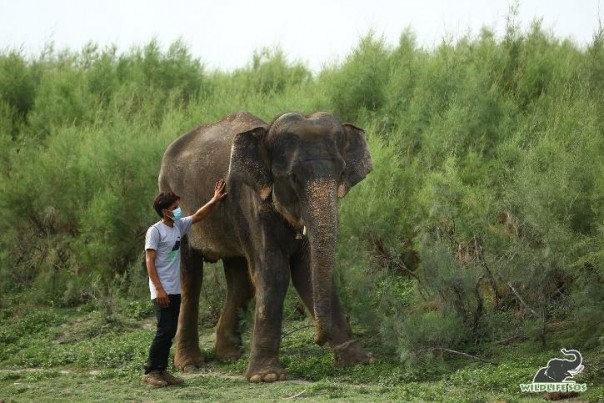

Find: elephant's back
159;112;265;191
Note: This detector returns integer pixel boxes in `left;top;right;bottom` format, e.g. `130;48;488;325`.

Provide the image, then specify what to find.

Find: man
142;179;227;387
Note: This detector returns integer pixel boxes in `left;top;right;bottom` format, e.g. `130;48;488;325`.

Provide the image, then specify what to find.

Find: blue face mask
171;207;182;221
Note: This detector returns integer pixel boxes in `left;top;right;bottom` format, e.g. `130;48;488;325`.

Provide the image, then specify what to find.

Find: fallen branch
283;390;307;400
439;348;497;365
493;334;527;345
282;324;313;338
420;347;498;365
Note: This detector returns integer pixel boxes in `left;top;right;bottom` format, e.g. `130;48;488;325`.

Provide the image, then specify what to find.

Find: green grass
0;305;602;402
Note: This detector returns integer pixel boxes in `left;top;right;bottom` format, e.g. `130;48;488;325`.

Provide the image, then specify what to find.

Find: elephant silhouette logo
533;349;584;383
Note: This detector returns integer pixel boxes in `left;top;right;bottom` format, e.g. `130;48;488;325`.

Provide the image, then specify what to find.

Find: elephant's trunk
302;178;339;346
561;349;582;367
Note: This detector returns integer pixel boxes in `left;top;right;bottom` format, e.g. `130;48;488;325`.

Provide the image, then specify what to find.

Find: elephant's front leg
174;240;205;372
245;254;290;383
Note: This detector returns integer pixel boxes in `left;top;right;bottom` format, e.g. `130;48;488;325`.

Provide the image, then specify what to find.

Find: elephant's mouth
273;198;305;233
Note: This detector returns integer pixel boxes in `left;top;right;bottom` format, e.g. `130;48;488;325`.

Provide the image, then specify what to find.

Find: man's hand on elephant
213;179;228;202
190;179;228;224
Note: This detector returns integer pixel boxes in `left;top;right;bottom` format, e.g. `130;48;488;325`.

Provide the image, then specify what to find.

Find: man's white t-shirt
144;217;193;299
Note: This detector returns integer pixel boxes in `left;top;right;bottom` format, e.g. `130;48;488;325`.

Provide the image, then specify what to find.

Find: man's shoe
142;370;168;388
161;371;185;386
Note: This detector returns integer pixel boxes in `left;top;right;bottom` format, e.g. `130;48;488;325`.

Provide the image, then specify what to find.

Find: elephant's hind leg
215;257;253;361
174;235;205;372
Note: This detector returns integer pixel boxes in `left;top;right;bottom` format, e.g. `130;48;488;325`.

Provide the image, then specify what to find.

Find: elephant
533;349;584;383
158;111;374;382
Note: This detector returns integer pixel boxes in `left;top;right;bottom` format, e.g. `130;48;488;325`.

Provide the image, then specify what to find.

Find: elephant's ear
338;124;373;198
229;127;273;200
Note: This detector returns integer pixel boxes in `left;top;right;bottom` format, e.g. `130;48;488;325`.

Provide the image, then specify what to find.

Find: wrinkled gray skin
159;111;373;382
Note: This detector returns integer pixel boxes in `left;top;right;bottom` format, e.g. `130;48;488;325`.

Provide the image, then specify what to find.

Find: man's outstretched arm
190;179;228;224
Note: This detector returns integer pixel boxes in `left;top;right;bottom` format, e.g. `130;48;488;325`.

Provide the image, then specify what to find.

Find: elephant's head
228;112;372;344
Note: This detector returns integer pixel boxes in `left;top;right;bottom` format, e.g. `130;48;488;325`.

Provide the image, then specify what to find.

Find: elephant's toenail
264;373;278;382
183;365;196;373
279;373;287;381
249;374;262;383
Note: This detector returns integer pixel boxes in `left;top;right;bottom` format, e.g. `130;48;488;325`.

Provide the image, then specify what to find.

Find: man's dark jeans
144;294;181;374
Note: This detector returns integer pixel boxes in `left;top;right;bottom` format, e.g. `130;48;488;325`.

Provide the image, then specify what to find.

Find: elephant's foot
245;357;287;383
174;346;205;373
215;338;243;361
333;340;375;367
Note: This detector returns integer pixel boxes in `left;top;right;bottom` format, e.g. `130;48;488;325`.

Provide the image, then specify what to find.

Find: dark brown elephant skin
158;111;373;382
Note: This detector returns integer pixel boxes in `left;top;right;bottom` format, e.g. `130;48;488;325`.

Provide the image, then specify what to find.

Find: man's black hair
153;191;180;218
